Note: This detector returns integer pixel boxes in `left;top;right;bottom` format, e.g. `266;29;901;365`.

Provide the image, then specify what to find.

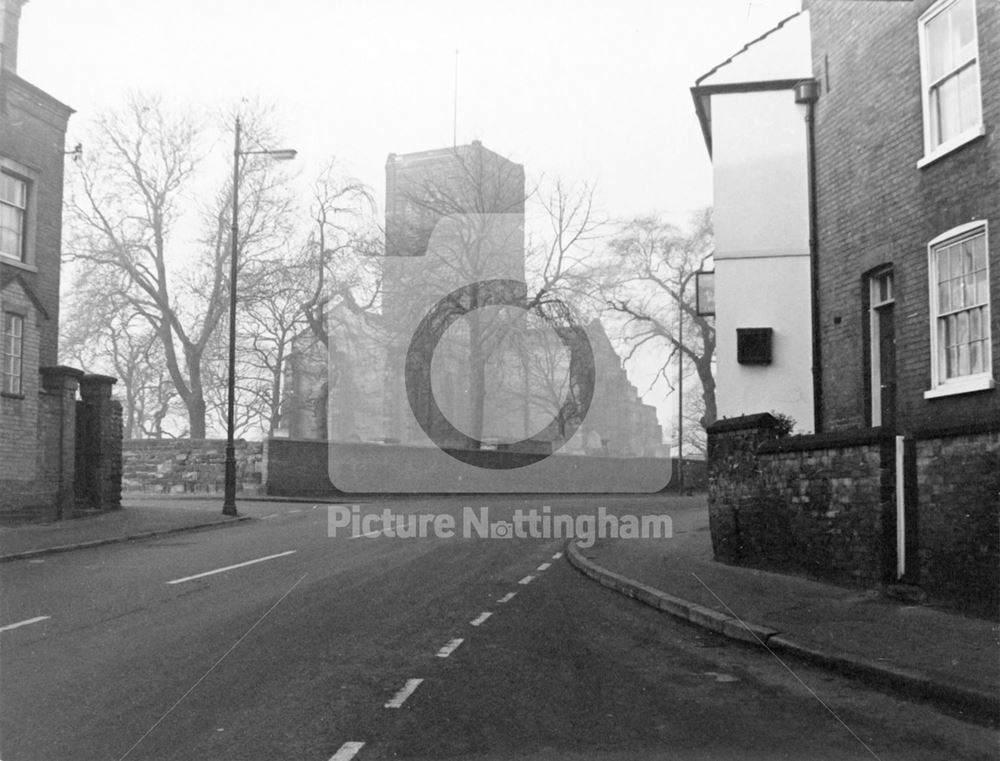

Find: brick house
696;1;998;613
1;0;122;519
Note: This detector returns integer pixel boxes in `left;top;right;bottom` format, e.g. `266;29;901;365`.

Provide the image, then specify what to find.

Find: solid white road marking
552;552;563;559
349;529;383;540
0;615;50;633
328;741;366;760
385;678;423;708
518;575;535;585
261;514;278;520
497;592;516;603
166;551;297;584
470;612;492;626
537;562;551;571
436;638;464;658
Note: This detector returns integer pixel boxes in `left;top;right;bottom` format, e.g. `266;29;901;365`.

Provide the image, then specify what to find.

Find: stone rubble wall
122;439;263;496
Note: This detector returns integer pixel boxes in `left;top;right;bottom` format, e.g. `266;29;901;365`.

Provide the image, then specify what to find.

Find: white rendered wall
712;89;815;431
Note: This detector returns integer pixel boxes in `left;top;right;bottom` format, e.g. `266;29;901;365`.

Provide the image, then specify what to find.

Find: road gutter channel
564;540;1000;724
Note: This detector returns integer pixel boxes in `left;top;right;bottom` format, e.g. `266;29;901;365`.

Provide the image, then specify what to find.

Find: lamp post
223;116;297;516
678;279;684;495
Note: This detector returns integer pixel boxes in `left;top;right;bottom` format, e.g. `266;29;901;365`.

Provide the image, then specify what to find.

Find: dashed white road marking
328;740;366;760
0;616;50;633
537;562;551;571
384;678;423;708
166;551;297;584
552;552;563;559
261;514;278;520
470;612;492;626
289;509;302;514
497;592;516;603
518;575;535;585
349;529;384;540
436;638;464;658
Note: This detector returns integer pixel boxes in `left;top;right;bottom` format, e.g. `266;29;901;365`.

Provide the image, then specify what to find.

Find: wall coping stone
759;427;891;454
706;413;779;434
39;365;84;391
909;418;1000;441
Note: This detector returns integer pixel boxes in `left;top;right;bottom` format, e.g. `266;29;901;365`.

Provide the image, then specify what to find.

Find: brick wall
808;0;1000;432
914;428;1000;616
0;281;41;481
709;413;998;615
1;366;84;519
1;74;72;367
75;375;123;511
122;439;264;495
708;415;892;587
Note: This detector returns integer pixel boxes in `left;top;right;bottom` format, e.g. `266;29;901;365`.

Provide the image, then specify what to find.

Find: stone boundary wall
708;413;1000;615
707;414;893;588
122;439;263;495
263;438;699;496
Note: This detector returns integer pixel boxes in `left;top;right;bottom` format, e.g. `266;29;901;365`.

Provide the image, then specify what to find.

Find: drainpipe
795;79;822;433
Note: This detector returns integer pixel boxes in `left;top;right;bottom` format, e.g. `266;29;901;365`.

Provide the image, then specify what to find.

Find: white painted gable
698;11;812;87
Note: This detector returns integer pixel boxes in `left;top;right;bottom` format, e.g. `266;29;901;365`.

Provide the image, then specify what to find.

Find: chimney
1;0;28;73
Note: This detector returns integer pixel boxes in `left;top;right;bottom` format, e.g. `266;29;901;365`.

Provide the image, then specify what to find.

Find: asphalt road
1;496;995;761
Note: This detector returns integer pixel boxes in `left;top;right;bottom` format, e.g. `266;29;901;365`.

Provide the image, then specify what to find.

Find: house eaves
690;12;813;155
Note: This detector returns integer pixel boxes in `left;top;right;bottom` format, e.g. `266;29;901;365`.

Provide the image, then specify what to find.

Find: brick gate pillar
76;374;122;511
705;413;780;563
39;366;84;519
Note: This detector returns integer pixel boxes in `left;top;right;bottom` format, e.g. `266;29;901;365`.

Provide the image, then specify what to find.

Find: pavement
567;499;1000;724
2;493;996;727
0;497;260;561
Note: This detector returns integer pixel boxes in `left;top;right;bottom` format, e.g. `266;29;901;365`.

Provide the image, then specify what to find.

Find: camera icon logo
489;520;515;539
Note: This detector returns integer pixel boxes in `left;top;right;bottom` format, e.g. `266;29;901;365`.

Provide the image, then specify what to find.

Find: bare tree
60;269;182;438
602;209;716;446
63;93;295;438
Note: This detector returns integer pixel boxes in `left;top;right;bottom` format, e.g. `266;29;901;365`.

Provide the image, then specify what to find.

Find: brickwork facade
703;3;999;614
0;3;123;521
0;280;41;480
807;0;1000;432
914;429;1000;616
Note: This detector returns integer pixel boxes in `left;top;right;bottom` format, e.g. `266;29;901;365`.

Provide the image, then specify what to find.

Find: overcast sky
20;0;800;222
18;0;802;442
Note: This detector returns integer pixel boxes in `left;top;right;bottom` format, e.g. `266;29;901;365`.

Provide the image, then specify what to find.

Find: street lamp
223;116;297;516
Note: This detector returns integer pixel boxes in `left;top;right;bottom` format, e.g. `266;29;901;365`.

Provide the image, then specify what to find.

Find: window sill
0;392;25;400
0;255;37;273
924;375;995;399
917;125;986;169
